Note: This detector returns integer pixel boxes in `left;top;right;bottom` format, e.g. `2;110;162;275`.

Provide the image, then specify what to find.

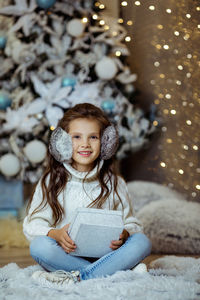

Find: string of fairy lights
96;0;200;200
94;1;132;55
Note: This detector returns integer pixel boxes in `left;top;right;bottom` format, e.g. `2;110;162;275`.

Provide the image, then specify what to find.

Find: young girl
23;103;151;289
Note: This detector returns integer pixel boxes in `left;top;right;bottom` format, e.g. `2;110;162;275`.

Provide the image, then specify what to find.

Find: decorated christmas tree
0;0;156;183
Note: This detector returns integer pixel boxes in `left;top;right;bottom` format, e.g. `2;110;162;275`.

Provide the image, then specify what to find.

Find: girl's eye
73;135;80;139
91;136;99;139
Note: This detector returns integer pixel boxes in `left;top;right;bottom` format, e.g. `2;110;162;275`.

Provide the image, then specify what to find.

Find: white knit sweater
23;161;143;242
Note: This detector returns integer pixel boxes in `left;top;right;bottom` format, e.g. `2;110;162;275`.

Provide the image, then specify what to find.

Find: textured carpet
1;257;200;300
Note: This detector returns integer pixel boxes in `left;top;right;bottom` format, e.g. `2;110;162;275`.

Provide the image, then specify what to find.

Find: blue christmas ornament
0;92;12;110
36;0;56;9
61;77;76;89
0;36;7;49
101;100;115;113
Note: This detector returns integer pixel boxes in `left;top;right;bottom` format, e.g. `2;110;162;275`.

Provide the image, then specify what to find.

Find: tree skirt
1;260;200;300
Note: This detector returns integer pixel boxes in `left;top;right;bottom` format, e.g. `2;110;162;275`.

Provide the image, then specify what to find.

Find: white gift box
68;208;124;258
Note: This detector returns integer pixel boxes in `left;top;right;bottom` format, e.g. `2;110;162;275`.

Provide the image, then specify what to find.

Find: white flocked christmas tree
0;0;156;183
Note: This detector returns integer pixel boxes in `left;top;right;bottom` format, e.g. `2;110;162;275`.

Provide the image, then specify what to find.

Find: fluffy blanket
0;256;200;300
128;181;200;254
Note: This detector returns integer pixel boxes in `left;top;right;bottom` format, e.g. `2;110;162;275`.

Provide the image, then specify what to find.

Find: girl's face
68;118;101;172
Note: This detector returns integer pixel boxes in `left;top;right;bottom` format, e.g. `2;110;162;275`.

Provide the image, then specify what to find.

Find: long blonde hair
27;103;122;226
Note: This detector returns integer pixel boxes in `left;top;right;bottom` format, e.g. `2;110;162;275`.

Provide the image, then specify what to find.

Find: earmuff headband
49;125;119;163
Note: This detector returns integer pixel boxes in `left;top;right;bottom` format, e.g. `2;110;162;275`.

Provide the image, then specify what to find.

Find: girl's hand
47;224;76;254
110;229;130;250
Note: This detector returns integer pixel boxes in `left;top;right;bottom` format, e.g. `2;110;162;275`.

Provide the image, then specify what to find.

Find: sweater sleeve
23;181;55;242
115;177;143;235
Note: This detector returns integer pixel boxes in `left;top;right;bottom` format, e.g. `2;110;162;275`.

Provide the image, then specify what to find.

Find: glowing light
196;185;200;190
177;131;183;136
165;94;171;99
174;31;180;36
178;65;183;70
92;14;98;20
118;18;124;23
186;120;192;125
189;162;194;167
184;34;190;40
125;36;131;42
160;74;165;78
179;169;184;174
127;20;133;25
198;25;200;29
166;9;172;13
112;31;118;36
160;162;166;167
183;145;189;150
186;73;191;78
154;99;160;104
153;120;158;126
135;1;141;5
170;109;176;114
99;4;105;9
193;145;198;150
163;44;169;49
82;17;88;23
167;138;173;143
156;44;162;49
186;14;191;18
121;1;128;6
157;24;163;29
149;5;155;10
163;109;169;114
196;7;200;11
192;192;197;197
50;126;55;130
104;25;109;30
115;51;121;56
154;61;160;67
99;20;105;25
176;80;182;85
162;126;167;132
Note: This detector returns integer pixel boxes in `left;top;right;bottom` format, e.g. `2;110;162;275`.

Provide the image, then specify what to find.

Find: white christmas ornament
66;19;85;37
0;153;21;177
95;57;118;80
24;140;47;164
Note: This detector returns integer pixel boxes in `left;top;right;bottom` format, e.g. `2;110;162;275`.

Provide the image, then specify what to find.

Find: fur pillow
136;198;200;254
149;255;200;283
127;180;184;213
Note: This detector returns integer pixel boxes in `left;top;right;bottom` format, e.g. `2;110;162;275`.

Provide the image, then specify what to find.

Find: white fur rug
1;257;200;300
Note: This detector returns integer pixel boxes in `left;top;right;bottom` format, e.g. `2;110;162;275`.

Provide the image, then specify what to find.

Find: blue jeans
30;233;151;280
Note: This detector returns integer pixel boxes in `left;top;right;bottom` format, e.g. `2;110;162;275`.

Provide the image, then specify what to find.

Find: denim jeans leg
30;236;91;272
80;232;152;280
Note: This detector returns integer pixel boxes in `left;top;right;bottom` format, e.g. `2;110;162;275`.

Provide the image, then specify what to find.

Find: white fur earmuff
100;125;119;160
49;127;73;163
49;125;119;163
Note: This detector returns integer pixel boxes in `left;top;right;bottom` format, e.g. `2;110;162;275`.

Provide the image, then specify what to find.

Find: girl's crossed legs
30;232;152;280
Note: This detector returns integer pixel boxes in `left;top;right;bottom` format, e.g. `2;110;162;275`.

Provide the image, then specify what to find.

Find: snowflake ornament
31;75;72;127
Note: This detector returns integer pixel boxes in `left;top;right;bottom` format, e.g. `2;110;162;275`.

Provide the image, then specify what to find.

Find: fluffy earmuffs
49;125;119;162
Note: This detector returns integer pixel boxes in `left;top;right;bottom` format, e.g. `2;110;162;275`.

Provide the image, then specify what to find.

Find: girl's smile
78;151;92;157
68;118;101;172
